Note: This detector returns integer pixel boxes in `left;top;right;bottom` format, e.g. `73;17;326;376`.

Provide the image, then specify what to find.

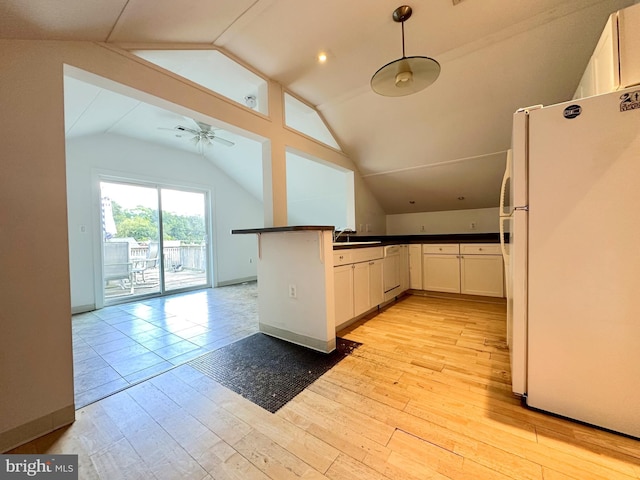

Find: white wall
386;207;500;235
66;134;262;310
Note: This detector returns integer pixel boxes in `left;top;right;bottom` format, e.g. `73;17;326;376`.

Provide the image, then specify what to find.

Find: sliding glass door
100;181;209;304
160;188;208;293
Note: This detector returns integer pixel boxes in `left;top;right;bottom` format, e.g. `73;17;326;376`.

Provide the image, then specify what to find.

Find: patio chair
132;241;160;284
104;241;133;293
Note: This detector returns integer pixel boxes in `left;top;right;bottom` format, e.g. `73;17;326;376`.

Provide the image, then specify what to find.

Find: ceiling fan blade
189;136;200;145
176;125;199;135
212;136;235;147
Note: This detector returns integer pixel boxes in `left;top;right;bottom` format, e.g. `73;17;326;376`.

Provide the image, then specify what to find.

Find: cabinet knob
369;261;374;265
339;255;344;260
479;248;483;251
439;247;442;251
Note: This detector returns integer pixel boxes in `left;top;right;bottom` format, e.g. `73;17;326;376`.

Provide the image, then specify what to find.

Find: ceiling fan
160;119;235;150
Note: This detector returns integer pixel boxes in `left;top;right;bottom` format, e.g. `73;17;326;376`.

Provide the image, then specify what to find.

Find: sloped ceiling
1;0;636;214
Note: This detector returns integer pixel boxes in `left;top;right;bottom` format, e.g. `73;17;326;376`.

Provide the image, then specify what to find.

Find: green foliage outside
111;201;205;244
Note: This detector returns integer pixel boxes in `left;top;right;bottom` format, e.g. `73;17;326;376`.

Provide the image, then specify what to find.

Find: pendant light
371;5;440;97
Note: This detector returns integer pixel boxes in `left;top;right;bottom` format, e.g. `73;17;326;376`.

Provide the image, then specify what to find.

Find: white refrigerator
500;87;640;438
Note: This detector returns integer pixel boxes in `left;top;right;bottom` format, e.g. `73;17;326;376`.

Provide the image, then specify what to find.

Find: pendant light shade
371;5;440;97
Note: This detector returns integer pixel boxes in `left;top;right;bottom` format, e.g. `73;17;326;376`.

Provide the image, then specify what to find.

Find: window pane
131;49;268;115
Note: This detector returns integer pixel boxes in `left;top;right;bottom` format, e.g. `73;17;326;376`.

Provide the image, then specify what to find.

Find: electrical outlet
470;221;477;230
420;225;425;232
288;284;297;298
249;257;253;263
366;224;371;232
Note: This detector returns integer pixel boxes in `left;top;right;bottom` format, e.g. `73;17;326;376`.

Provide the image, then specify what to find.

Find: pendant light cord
401;21;406;58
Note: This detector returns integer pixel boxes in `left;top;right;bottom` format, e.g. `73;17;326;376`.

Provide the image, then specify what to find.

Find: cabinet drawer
350;246;383;264
333;251;352;266
460;243;501;255
423;244;459;255
333;247;383;266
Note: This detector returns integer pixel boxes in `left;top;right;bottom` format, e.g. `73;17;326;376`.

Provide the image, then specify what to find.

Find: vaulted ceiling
1;0;635;214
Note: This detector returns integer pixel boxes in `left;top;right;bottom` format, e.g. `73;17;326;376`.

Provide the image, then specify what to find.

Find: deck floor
104;268;208;302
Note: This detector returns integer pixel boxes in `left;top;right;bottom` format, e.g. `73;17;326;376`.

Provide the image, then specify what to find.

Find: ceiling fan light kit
160;119;235;151
371;5;440;97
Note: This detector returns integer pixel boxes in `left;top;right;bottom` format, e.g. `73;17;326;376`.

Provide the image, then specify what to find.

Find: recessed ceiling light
457;196;465;200
409;200;415;204
317;52;328;63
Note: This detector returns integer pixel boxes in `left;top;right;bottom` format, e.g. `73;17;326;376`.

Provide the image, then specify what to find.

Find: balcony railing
106;243;208;302
131;245;206;271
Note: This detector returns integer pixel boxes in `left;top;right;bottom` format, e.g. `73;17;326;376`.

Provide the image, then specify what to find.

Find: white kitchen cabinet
422;243;504;297
573;4;640;100
354;259;383;317
423;244;461;294
334;264;354;326
461;255;504;297
409;244;422;289
399;245;410;293
333;247;383;328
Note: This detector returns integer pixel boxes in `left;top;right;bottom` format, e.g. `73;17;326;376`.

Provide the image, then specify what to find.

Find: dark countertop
232;225;334;234
230;226;505;247
333;233;505;249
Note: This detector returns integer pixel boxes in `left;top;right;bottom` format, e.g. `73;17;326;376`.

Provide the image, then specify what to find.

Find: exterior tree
111;201;204;244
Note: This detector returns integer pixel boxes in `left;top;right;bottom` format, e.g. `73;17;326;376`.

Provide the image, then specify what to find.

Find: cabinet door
334;265;354;326
399;245;410;292
369;259;384;307
460;255;504;297
353;262;370;317
423;254;460;293
409;244;422;289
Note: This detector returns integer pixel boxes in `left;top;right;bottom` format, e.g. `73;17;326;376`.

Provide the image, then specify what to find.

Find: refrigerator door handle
499;148;512;262
499;149;512;217
499;216;509;263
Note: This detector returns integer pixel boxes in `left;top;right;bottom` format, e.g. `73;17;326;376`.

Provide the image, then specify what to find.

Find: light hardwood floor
10;294;640;479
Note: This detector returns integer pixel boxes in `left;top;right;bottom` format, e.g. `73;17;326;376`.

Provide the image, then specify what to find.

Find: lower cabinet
333;248;384;328
422;243;504;298
334;243;503;328
334;264;355;327
399;244;410;292
422;244;461;293
460;245;504;297
354;259;383;317
409;244;423;289
423;253;461;293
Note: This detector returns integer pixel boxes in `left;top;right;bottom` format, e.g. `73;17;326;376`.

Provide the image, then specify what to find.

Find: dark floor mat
188;333;361;413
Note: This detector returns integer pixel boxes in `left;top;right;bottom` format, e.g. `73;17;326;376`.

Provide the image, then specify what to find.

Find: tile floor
72;282;258;408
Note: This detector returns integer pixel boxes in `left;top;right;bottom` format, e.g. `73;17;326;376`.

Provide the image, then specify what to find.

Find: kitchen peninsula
231;226;337;353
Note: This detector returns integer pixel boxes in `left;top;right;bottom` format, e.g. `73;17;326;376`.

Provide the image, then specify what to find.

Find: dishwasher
383;245;401;298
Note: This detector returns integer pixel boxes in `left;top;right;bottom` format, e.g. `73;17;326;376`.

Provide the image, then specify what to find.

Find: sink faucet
333;228;355;242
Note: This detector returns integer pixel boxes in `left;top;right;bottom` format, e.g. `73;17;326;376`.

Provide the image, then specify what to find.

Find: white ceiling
1;0;636;214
